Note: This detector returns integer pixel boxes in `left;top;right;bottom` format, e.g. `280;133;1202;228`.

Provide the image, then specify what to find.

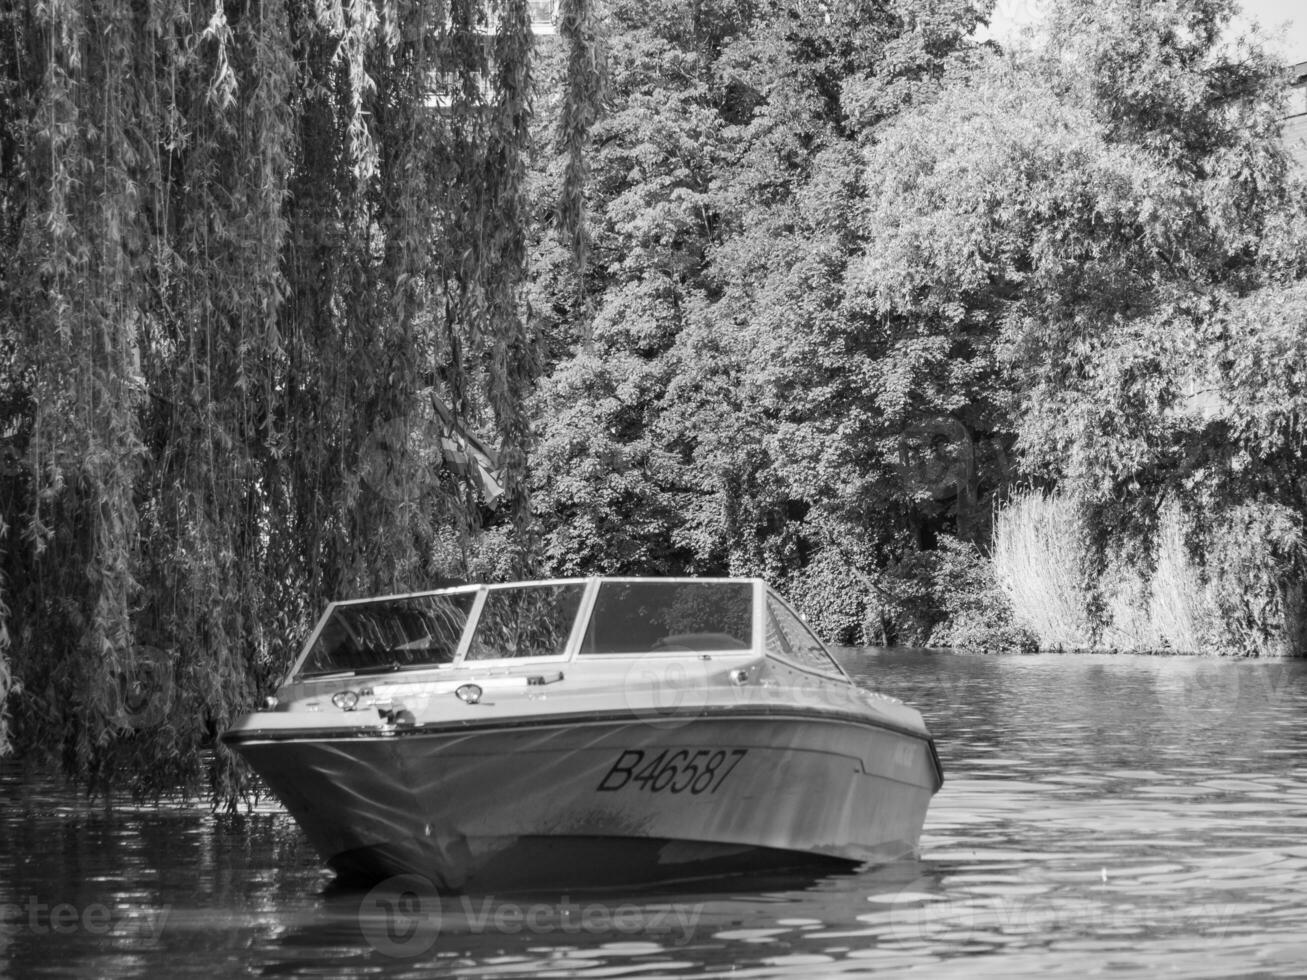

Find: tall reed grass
1147;503;1207;653
992;489;1096;650
1100;563;1162;651
991;492;1298;654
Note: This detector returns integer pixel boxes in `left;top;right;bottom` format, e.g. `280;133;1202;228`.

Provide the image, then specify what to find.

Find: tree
531;0;991;633
859;0;1307;650
530;0;745;575
0;0;597;795
684;0;992;637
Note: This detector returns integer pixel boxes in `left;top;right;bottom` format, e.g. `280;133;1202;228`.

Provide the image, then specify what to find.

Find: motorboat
221;577;944;890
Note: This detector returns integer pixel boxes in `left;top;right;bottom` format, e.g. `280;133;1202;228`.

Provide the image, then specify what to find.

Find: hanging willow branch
556;0;605;342
485;0;537;571
0;0;591;800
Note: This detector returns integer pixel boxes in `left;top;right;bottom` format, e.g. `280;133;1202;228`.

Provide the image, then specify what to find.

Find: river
2;650;1306;978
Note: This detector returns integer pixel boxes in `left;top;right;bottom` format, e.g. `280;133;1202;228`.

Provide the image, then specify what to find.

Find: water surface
3;651;1306;978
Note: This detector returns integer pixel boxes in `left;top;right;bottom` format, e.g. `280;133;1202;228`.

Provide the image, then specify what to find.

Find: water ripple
3;650;1307;977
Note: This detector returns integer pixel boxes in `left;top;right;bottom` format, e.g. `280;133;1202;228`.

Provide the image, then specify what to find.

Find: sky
981;0;1307;60
1235;0;1307;58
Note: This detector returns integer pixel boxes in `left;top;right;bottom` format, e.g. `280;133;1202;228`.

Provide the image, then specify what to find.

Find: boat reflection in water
221;578;944;891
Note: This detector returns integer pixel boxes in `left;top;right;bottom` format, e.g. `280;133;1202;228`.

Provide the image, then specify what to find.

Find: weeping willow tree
0;0;602;795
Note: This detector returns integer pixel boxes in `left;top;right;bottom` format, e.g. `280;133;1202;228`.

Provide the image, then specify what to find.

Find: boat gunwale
220;702;945;791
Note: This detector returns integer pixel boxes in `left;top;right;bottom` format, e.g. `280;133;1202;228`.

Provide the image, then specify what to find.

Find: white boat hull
229;705;939;891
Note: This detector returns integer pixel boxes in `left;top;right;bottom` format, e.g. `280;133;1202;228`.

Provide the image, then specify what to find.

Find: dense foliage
0;0;604;791
528;0;1307;651
528;0;998;639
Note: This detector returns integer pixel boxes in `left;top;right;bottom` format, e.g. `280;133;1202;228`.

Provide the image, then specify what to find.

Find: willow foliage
555;0;606;327
0;0;580;796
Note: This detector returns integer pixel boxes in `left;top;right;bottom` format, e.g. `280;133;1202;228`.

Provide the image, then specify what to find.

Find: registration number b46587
596;748;748;795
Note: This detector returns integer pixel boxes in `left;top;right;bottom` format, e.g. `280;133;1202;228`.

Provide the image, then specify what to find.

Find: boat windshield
580;580;754;654
298;591;477;677
464;582;586;660
293;579;760;677
764;592;848;678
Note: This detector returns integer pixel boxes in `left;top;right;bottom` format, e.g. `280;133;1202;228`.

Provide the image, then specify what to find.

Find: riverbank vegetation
525;0;1307;657
2;0;1305;791
996;489;1307;656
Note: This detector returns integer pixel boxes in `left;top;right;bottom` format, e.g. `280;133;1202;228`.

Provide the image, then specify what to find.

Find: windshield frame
762;587;854;683
455;580;592;666
286;580;593;682
573;577;763;659
287;585;482;682
283;577;768;684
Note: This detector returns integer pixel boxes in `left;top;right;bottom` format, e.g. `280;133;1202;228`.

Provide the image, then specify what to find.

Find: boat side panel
232;715;933;889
